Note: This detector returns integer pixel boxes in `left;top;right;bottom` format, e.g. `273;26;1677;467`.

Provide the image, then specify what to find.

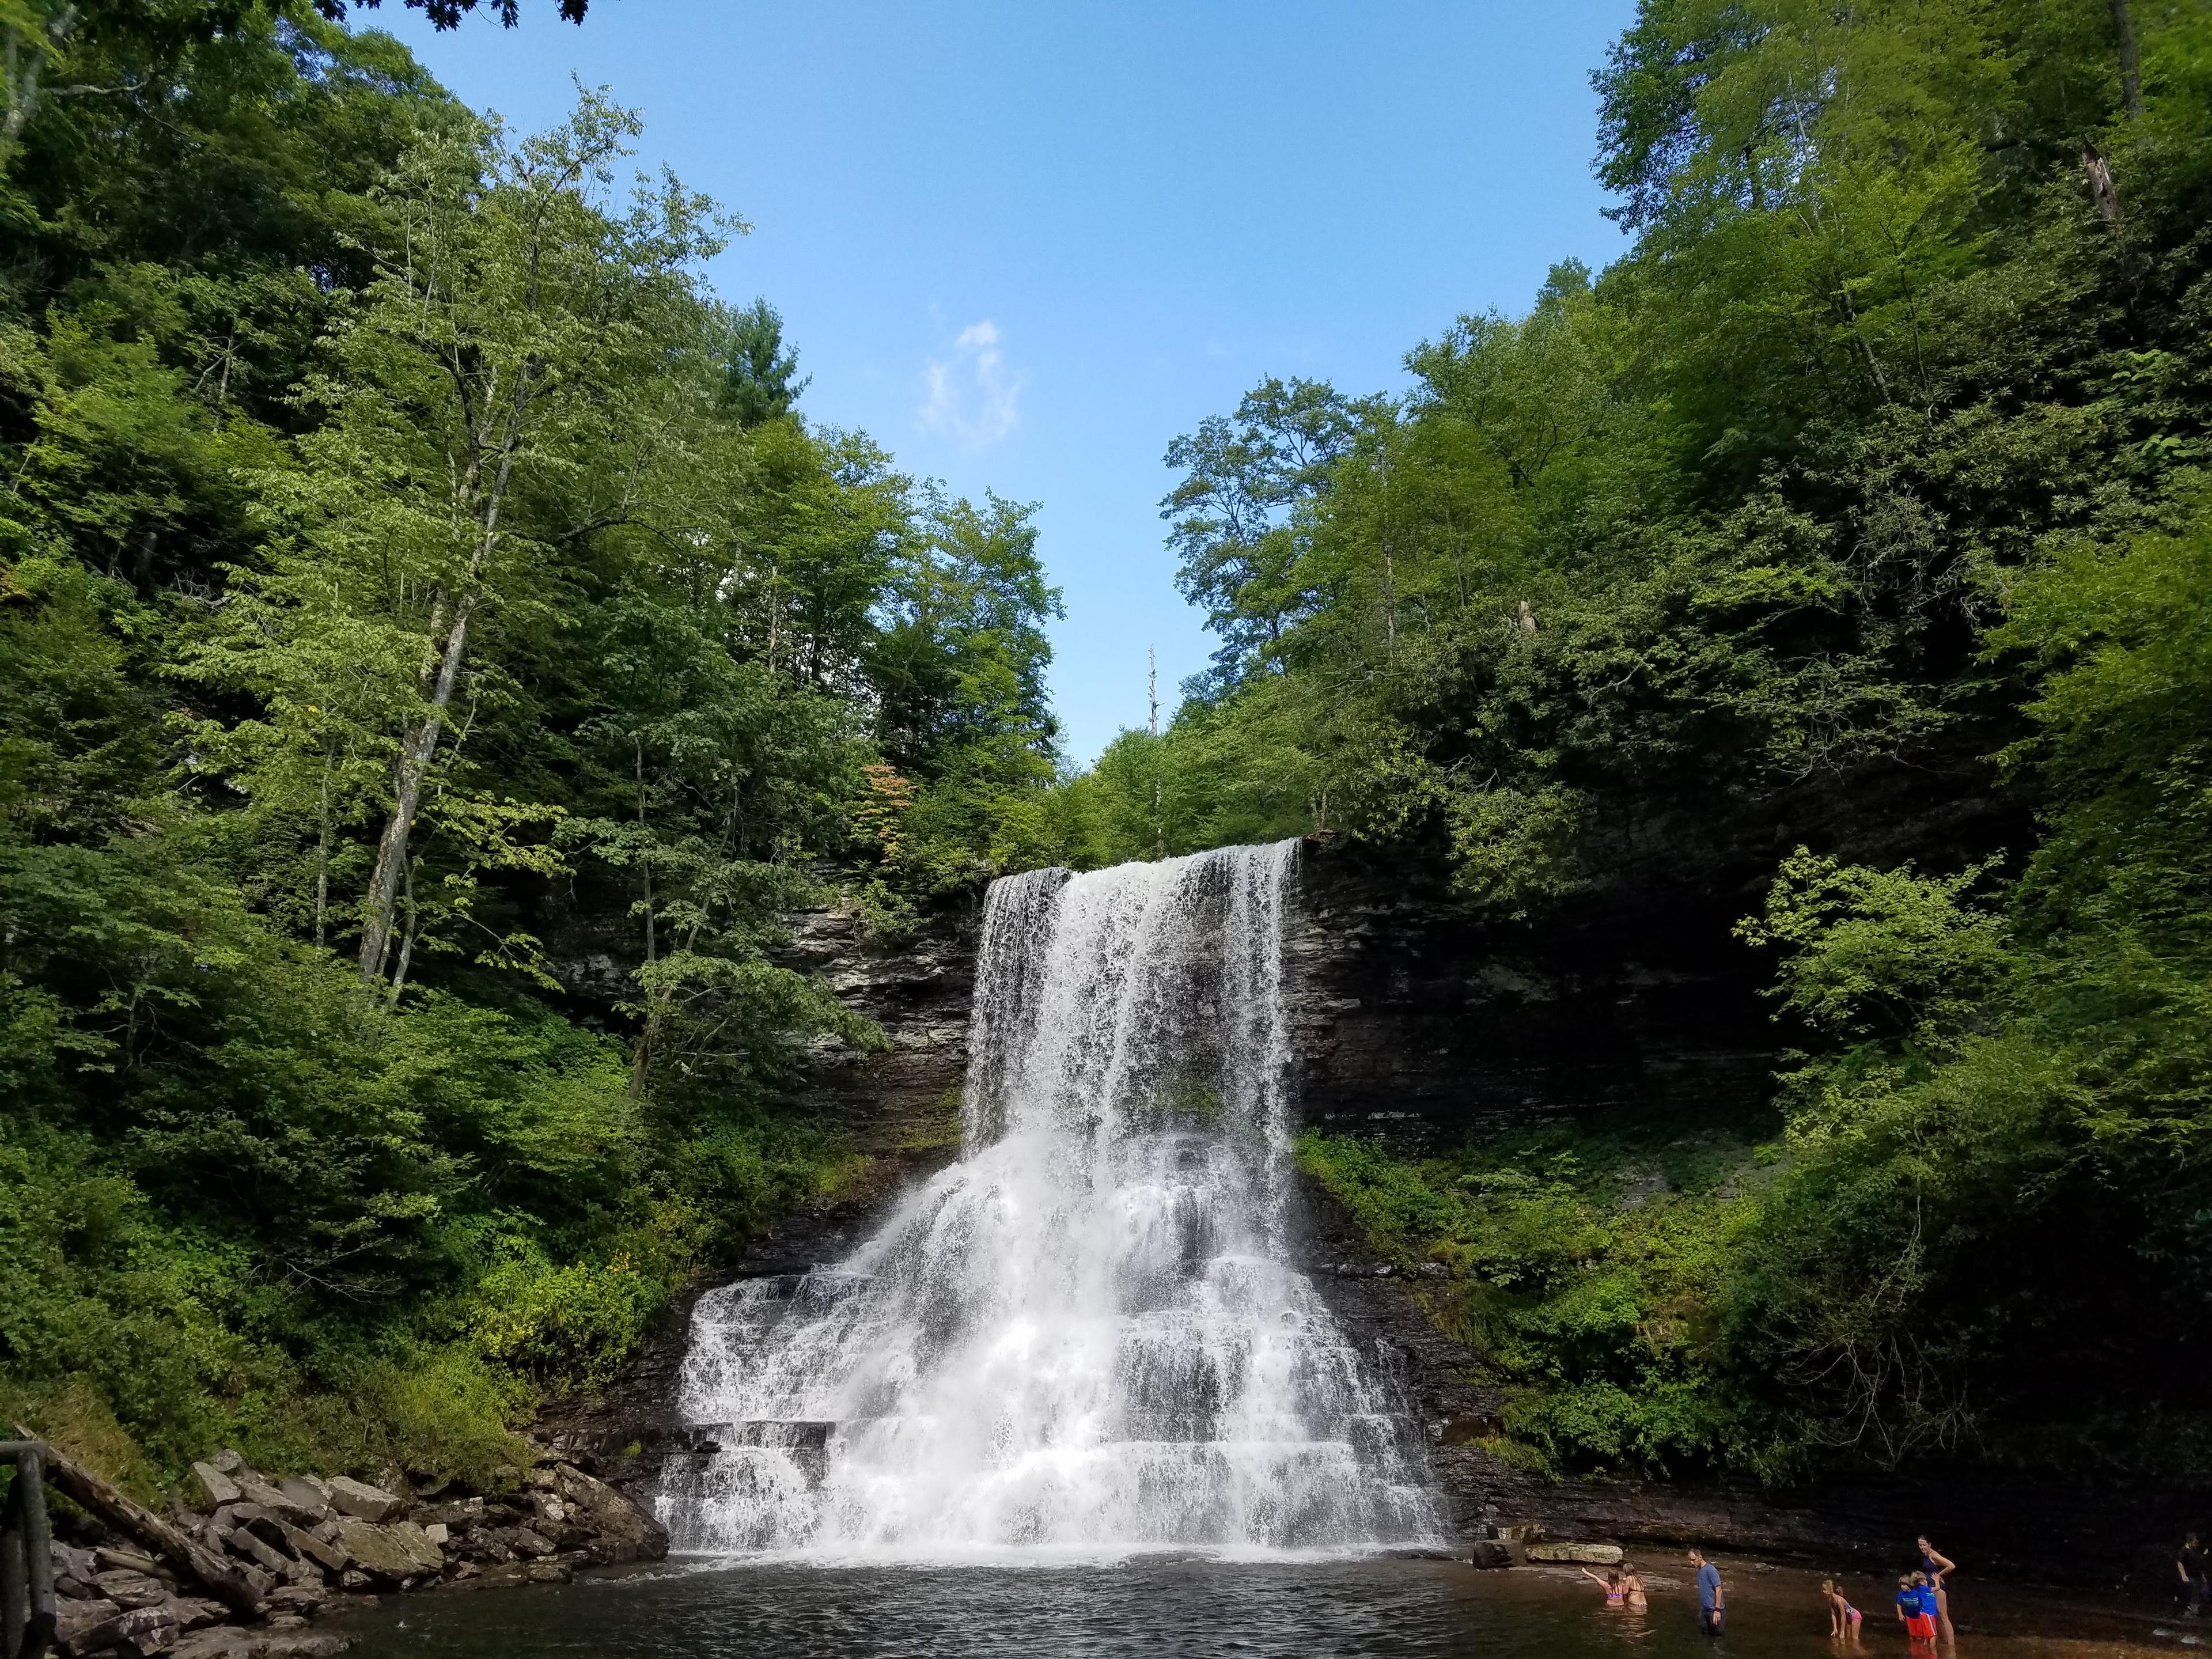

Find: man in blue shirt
1687;1548;1725;1636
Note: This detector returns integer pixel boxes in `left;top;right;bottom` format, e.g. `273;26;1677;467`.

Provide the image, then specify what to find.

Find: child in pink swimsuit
1822;1579;1862;1642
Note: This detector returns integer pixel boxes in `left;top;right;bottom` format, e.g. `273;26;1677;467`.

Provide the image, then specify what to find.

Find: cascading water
658;841;1441;1562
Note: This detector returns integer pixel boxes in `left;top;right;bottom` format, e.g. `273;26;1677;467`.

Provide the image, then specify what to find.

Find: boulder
510;1527;555;1559
421;1524;449;1547
91;1569;169;1609
53;1599;124;1657
549;1463;668;1558
283;1522;347;1575
55;1600;179;1658
267;1585;329;1615
275;1480;330;1524
325;1478;404;1524
225;1525;291;1578
1526;1541;1624;1566
327;1521;422;1584
192;1463;243;1509
412;1498;482;1529
172;1597;228;1631
386;1521;445;1575
237;1481;320;1529
209;1450;244;1477
1467;1540;1515;1569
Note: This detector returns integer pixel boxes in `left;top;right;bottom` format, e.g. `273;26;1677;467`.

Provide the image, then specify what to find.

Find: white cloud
920;319;1024;448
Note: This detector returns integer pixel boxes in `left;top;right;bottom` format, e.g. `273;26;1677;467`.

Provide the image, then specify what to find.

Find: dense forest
1055;0;2212;1481
6;0;2210;1503
1;3;1066;1486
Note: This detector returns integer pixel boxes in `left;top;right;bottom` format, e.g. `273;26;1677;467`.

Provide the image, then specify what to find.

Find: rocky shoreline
38;1438;665;1659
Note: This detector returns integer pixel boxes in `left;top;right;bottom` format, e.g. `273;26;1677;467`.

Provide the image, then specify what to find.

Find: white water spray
658;842;1440;1560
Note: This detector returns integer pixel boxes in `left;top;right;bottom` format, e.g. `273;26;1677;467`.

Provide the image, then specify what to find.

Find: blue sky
367;0;1639;762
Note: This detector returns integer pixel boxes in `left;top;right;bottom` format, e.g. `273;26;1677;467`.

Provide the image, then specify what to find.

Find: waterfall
658;841;1441;1562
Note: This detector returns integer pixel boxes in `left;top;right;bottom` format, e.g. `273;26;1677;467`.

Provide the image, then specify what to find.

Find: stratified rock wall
1282;842;1775;1147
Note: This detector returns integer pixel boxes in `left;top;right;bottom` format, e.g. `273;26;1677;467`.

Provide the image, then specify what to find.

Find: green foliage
0;10;1059;1492
1107;0;2212;1478
1299;1123;1766;1479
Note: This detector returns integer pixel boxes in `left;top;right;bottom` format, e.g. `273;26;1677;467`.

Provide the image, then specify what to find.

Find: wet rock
325;1478;404;1524
1467;1540;1515;1569
510;1528;555;1558
446;1561;570;1589
172;1628;349;1659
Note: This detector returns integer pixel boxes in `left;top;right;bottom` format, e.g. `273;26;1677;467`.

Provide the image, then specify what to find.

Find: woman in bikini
1582;1567;1627;1606
1621;1564;1649;1612
1822;1578;1863;1643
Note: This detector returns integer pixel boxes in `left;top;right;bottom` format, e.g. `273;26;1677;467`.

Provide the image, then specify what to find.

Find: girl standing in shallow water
1822;1579;1863;1643
1581;1567;1626;1605
1622;1565;1649;1612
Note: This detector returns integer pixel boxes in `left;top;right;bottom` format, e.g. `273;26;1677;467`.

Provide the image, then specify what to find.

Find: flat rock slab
1526;1542;1625;1565
172;1630;350;1659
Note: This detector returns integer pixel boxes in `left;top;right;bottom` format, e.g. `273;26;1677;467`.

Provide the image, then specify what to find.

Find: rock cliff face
1281;840;1777;1146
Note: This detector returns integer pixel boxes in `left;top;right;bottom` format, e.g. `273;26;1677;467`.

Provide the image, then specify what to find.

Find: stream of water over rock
656;841;1442;1561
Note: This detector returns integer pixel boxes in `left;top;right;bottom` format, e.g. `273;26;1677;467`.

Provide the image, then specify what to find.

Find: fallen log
15;1427;264;1620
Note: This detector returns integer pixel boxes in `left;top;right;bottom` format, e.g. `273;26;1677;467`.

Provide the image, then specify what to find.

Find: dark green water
339;1558;2166;1659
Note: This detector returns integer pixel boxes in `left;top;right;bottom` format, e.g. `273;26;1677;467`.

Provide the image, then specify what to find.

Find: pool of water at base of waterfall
339;1556;2182;1659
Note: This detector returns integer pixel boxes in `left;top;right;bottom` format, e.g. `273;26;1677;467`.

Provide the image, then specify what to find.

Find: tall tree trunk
313;754;333;947
385;858;418;1006
2111;0;2143;119
635;736;656;967
1380;541;1399;658
357;588;478;983
629;734;657;1099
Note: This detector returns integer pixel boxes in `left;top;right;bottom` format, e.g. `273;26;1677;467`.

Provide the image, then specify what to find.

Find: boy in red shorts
1896;1574;1938;1642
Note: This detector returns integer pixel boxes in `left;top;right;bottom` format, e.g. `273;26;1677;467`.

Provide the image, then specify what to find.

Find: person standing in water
1896;1575;1937;1645
1622;1563;1649;1613
1917;1536;1956;1642
2178;1531;2208;1618
1581;1567;1627;1605
1689;1549;1725;1637
1822;1578;1863;1643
